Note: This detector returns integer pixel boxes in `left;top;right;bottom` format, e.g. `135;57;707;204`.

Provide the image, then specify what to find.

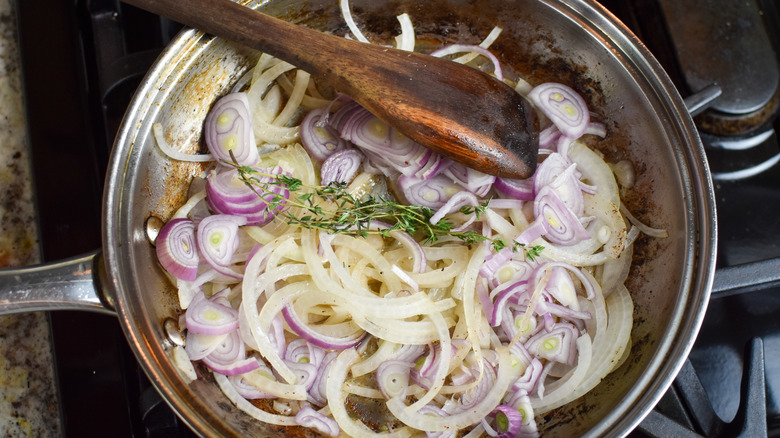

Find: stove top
17;0;780;436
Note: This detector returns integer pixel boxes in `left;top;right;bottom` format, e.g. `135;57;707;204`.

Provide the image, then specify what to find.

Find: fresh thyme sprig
225;160;544;260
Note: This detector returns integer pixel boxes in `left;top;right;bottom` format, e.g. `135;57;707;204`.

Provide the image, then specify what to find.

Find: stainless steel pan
0;0;717;436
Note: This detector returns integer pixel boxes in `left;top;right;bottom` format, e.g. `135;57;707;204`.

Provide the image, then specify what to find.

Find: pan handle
0;250;116;316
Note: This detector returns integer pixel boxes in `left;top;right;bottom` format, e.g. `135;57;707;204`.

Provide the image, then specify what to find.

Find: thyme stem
225;160;544;260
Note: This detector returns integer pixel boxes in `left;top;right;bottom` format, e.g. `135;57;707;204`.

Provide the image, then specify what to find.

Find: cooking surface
13;0;780;436
0;0;62;436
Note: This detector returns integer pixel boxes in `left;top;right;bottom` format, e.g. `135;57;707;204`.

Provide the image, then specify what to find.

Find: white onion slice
214;373;299;426
339;0;371;43
453;26;502;64
568;141;619;206
620;202;669;238
152;123;214;162
395;13;415;51
387;346;520;431
327;348;413;437
530;335;593;414
430;44;504;81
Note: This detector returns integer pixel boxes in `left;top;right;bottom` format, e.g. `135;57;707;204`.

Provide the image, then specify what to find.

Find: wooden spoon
122;0;539;179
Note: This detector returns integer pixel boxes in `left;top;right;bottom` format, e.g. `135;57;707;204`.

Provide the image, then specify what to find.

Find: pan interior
103;0;714;436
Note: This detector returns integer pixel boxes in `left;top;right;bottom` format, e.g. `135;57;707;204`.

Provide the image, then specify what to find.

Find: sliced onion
398;174;460;209
556;134;574;157
510;355;543;395
545;266;579;310
300;107;350;162
465;168;496;198
327;348;412;437
490;280;529;327
282;304;366;350
430;191;479;225
479;247;513;280
514;218;548;247
369;221;427;273
494;177;534;201
228;369;276;399
534;186;589;246
533;152;587;216
338;106;414;159
201;330;256;375
567;141;620;205
414;149;447;180
533;153;571;192
536;300;591;322
484;405;524;438
185;291;239;335
328;99;362;132
530;335;593;414
525;322;579;365
285;360;318;390
172;345;198;383
538;124;561;148
486;259;535;290
430;44;504;81
395;13;416;51
320;148;363;186
197;214;246;271
214;373;299;426
159;41;645;438
620;202;668;239
387;346;520;432
528;83;590;139
204;92;259;166
377;360;413;399
339;0;370;43
454;26;502;64
505;392;539;436
417;405;458;438
156;218;199;281
585;121;607;138
206;166;289;226
438;162;495;198
335;104;444;180
457;358;498;412
153;123;213;162
240;365;309;400
295;405;340;437
309;351;337;406
185;330;228;361
548;163;585;217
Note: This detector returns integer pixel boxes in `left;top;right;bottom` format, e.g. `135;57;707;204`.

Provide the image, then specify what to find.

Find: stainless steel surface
0;0;718;436
103;0;717;436
0;251;114;315
659;0;779;115
685;84;723;117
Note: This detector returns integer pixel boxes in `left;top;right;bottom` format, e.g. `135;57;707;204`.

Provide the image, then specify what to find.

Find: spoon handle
123;0;367;78
121;0;538;178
